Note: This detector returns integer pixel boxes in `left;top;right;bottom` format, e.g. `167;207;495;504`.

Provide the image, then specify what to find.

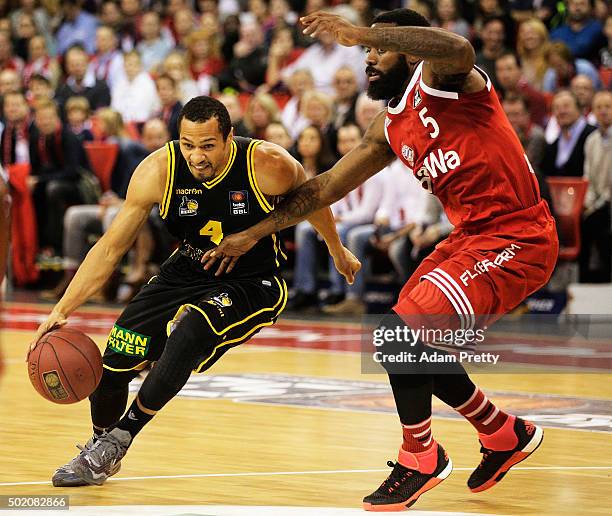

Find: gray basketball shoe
72;428;131;486
52;436;122;487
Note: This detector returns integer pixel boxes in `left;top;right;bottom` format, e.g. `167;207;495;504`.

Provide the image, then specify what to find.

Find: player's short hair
371;8;431;28
178;95;232;140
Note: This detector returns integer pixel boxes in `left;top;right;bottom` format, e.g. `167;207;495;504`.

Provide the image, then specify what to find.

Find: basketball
27;328;103;404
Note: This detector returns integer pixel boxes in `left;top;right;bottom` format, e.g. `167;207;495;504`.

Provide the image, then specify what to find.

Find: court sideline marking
1;465;611;487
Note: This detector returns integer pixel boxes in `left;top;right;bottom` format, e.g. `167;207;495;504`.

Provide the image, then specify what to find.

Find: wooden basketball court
0;302;610;515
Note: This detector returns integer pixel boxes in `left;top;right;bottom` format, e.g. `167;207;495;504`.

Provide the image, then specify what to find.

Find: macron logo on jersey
423;148;461;179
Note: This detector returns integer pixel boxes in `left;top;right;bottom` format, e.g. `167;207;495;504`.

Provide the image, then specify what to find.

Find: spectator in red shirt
496;52;550;127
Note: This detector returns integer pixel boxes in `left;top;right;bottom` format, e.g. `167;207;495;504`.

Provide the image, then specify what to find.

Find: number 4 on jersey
200;220;223;245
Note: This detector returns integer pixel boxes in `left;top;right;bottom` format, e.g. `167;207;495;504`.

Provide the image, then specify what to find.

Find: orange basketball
27;328;103;404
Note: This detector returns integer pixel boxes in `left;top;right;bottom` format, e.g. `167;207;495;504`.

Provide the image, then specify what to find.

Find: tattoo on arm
364;26;474;77
271;174;332;231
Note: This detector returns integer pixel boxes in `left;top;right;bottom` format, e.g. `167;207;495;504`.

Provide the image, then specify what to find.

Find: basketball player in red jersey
202;9;559;511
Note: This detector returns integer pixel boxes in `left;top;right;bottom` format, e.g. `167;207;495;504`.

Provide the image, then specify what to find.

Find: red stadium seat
546;177;588;261
84;142;119;192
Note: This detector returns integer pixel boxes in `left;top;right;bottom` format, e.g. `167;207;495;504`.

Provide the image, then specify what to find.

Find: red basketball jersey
384;62;541;229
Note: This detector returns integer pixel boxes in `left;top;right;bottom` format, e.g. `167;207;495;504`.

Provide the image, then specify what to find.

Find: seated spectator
111;50;160;125
29;99;92;255
244;92;280;140
10;0;55;55
474;0;516;40
581;90;612;283
223;19;268;92
155;74;183;140
27;74;53;105
186;29;225;79
0;29;24;75
432;0;471;39
295;124;336;178
162;51;199;105
517;18;550;90
55;0;98;56
265;25;304;90
88;26;126;91
550;0;606;62
137;11;175;72
173;8;198;49
264;121;293;150
382;195;453;284
542;41;601;93
289;123;378;310
0;69;22;96
355;92;385;136
545;74;598;142
475;17;508;89
324;157;430;315
300;90;336;152
331;66;359;131
507;0;557;24
217;91;251;136
542;90;597;177
23;35;60;91
101;0;133;52
55;45;111;115
50;114;165;300
185;29;225;95
0;90;32;167
495;52;549;127
503;96;547;172
281;69;314;142
13;11;39;61
65;96;94;143
280;22;366;95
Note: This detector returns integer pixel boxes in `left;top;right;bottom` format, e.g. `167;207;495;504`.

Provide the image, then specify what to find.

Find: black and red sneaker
468;417;543;493
363;445;453;511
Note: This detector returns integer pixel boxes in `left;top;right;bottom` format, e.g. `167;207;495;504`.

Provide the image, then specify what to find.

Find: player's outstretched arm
204;140;362;280
28;150;166;354
300;11;480;90
201;111;394;266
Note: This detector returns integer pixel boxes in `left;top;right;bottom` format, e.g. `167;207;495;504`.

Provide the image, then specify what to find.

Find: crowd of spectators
0;0;610;313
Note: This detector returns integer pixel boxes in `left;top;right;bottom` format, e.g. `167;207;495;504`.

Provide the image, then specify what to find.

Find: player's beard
366;58;410;101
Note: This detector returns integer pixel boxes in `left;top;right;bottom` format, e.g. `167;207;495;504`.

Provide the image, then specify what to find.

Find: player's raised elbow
455;38;475;73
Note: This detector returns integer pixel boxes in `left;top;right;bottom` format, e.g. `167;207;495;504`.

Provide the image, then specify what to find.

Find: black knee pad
138;306;223;410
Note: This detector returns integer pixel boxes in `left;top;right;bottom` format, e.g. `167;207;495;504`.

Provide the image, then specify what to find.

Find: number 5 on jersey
200;220;223;245
419;107;440;138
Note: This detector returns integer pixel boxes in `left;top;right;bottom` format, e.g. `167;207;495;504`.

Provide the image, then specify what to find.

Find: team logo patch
413;88;422;108
206;292;233;308
401;145;414;167
107;324;150;357
43;371;69;400
229;190;249;215
179;195;198;216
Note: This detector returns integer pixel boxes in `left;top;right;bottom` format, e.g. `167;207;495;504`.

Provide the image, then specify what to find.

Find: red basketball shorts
394;201;559;332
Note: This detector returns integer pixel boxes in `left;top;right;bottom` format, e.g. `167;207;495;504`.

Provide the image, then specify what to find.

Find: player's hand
300;11;362;46
27;310;67;360
331;246;361;285
201;231;259;276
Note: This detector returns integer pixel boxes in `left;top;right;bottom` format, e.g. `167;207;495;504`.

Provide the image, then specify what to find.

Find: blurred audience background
0;0;609;313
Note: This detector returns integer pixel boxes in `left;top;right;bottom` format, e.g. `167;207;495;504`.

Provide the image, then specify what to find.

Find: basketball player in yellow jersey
28;96;361;486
